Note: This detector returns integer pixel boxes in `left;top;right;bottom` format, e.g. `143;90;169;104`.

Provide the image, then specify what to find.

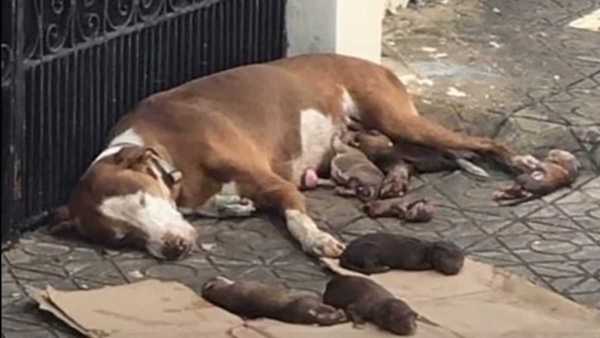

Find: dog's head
64;145;197;260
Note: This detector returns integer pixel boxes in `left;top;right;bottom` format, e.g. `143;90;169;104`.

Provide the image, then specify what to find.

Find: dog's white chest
291;108;338;185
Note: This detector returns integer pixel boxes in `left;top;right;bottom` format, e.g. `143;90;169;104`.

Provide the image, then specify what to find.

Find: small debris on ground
128;270;144;279
446;87;467;97
200;243;217;251
489;41;501;48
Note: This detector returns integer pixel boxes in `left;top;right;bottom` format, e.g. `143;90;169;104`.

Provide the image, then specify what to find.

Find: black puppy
202;276;347;325
339;233;464;275
323;275;418;336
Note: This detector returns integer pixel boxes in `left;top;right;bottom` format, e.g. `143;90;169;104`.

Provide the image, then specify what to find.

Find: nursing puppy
494;149;580;204
303;130;410;200
351;129;489;178
202;276;347;326
328;134;386;202
339;233;464;275
349;129;416;197
323;275;418;336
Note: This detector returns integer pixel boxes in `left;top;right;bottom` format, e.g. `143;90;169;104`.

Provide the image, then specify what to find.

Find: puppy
202;276;347;326
351;129;489;178
323;275;417;336
339;233;464;275
494;149;580;204
363;198;435;222
329;134;385;202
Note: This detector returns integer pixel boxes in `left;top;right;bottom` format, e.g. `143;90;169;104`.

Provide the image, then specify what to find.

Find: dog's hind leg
356;87;517;169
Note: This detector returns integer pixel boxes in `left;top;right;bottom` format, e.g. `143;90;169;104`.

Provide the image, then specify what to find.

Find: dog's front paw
217;199;256;217
304;232;345;258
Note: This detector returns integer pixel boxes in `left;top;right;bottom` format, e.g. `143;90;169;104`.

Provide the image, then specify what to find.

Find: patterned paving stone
2;0;600;336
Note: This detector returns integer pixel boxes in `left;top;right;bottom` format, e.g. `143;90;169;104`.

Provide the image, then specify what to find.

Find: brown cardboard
31;279;243;338
322;257;600;338
26;286;92;336
30;259;600;338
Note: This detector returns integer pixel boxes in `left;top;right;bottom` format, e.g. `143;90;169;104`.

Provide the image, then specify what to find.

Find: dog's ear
114;146;154;168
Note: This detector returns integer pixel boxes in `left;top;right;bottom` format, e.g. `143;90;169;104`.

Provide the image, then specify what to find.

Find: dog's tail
47;205;78;235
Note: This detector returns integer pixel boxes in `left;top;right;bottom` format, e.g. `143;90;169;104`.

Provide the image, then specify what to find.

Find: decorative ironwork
1;0;14;87
1;0;288;240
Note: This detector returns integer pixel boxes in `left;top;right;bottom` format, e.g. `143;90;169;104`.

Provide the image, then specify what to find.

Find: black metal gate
1;0;287;242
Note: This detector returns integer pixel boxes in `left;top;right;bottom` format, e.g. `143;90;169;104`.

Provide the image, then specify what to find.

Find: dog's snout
148;230;197;260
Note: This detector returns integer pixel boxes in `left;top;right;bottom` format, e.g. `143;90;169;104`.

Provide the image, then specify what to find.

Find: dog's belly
291;108;341;186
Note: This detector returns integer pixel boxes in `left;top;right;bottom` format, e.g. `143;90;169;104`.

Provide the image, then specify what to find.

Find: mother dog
53;54;514;260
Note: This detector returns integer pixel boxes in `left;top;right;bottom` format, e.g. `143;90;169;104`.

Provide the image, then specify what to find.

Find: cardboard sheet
28;279;242;338
30;259;600;338
322;257;600;338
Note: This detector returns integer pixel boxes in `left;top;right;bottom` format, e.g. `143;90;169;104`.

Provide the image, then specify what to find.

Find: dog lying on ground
323;275;418;335
202;276;347;326
51;53;518;260
494;149;580;205
339;233;464;275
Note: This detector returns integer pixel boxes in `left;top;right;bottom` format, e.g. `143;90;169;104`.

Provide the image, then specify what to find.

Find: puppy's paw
379;176;408;199
511;154;542;173
404;199;435;222
310;306;348;326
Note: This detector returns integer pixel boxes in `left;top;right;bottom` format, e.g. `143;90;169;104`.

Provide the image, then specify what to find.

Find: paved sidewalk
2;1;599;337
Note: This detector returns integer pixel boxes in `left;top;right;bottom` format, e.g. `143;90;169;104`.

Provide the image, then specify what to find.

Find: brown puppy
339;233;464;275
323;275;417;335
303;130;410;199
494;149;580;204
201;276;347;326
364;198;435;222
329;134;385;202
378;163;415;198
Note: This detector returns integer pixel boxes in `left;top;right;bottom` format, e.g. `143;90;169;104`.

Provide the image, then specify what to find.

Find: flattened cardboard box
30;258;600;338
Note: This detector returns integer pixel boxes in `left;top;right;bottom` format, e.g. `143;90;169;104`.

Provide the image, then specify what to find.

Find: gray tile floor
2;1;599;337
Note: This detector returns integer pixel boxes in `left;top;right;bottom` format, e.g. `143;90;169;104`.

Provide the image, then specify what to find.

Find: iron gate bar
1;0;288;243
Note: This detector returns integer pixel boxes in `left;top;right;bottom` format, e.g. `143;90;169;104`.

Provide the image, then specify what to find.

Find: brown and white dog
52;54;515;260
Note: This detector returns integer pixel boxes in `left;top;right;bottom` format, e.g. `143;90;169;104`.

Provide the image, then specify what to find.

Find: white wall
286;0;385;64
